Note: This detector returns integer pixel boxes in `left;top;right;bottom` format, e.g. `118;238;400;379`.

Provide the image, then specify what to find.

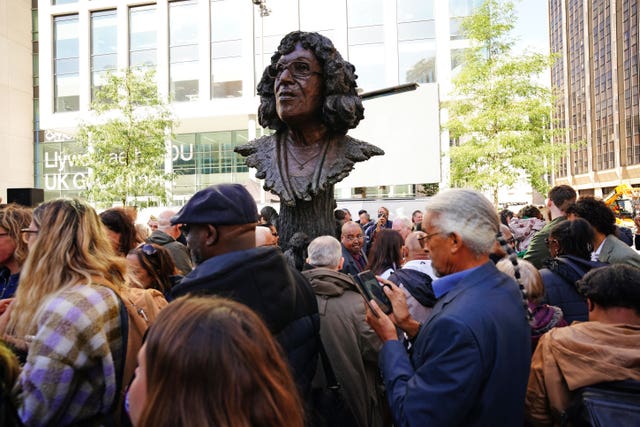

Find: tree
76;68;176;207
445;0;564;206
406;57;436;83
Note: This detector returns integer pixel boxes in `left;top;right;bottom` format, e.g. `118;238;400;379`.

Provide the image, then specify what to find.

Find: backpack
561;380;640;427
92;280;168;424
116;286;168;390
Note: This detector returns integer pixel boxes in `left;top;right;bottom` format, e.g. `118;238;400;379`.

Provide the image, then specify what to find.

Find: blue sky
513;0;550;54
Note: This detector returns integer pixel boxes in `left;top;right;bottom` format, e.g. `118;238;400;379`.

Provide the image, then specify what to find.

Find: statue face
274;43;324;126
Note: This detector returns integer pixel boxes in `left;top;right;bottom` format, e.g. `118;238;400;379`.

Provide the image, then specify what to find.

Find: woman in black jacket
539;218;607;323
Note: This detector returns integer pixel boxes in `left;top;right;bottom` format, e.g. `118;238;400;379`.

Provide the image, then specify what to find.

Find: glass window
347;0;383;27
54;15;79;112
170;1;199;102
130;5;157;69
449;0;483;40
349;44;385;92
398;0;434;21
398;21;436;41
450;17;465;40
348;0;385;91
399;40;436;83
449;0;483;17
300;0;340;32
91;10;117;100
254;0;299;84
171;130;250;197
397;1;436;83
450;48;468;75
348;26;384;45
211;0;243;98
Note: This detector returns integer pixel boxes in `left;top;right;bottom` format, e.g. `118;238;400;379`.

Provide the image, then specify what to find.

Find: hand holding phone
354;270;393;315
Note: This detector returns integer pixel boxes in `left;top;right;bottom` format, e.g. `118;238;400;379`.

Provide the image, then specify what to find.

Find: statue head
257;31;364;135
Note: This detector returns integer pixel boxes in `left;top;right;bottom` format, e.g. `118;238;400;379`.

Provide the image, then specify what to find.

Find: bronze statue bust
235;31;383;249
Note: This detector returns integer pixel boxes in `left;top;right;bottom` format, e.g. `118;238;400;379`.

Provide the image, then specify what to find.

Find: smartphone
354;270;393;315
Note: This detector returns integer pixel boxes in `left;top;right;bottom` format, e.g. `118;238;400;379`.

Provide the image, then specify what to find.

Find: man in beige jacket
525;264;640;426
303;235;385;427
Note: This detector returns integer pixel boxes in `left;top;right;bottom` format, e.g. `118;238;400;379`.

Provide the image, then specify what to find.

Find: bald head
341;221;364;256
256;225;278;247
341;221;360;236
405;231;429;261
157;209;180;238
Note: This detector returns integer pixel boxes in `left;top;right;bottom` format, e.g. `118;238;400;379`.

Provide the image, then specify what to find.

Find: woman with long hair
539;218;605;323
126;296;305;427
2;198;127;426
496;258;567;352
366;229;404;279
100;207;140;257
126;243;178;298
0;204;32;299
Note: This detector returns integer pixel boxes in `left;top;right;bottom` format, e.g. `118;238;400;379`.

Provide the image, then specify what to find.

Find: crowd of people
0;182;638;426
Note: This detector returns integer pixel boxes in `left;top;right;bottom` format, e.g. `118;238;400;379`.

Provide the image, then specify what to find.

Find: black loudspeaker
7;188;45;207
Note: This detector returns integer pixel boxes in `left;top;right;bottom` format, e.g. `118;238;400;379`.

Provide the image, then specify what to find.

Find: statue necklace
286;138;324;171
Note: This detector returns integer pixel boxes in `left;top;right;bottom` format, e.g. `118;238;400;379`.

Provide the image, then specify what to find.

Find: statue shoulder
234;134;278;179
234;134;275;156
342;135;385;161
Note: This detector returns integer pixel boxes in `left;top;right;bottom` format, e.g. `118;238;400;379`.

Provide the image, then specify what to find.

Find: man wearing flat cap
170;183;320;405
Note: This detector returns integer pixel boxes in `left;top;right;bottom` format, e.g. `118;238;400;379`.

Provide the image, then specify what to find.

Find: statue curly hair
257;31;364;135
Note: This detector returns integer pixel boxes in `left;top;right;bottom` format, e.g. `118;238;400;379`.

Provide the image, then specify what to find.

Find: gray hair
393;216;412;230
426;189;500;255
307;235;342;268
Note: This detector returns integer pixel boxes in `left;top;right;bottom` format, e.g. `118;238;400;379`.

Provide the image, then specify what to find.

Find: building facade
0;0;34;198
24;0;481;206
550;0;640;196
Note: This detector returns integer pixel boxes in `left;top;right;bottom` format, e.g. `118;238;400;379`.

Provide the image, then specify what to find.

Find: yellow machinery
603;184;637;229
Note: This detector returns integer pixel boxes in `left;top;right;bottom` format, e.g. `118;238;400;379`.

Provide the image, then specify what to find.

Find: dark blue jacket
387;268;436;308
340;244;367;278
0;268;19;300
540;255;608;323
380;261;531;427
171;246;320;403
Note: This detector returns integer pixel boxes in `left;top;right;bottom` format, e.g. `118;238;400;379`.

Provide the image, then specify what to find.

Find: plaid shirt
17;284;123;426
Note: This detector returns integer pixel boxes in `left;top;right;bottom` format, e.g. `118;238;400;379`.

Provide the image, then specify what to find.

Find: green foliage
421;183;440;196
76;68;176;207
444;0;565;206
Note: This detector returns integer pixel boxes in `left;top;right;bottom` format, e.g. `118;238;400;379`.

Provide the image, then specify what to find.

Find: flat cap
171;184;258;226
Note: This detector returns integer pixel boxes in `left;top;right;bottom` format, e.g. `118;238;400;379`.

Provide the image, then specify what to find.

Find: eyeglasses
268;60;322;80
418;231;444;244
139;244;158;256
20;228;39;244
180;224;192;236
343;234;364;242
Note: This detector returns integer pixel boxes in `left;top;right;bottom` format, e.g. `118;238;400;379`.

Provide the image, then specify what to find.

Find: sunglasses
139;244;158;256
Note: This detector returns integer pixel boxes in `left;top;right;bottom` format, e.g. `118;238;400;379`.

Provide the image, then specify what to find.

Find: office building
11;0;482;205
0;0;34;197
550;0;640;196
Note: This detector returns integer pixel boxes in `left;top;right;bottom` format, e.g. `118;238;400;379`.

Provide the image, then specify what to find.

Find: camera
378;213;386;218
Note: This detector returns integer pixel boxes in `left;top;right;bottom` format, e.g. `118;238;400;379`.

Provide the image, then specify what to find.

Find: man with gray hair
303;235;385;427
366;189;531;426
391;216;413;241
147;209;193;275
